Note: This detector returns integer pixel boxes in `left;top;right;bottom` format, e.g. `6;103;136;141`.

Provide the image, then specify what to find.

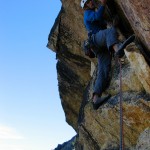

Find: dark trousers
94;48;111;96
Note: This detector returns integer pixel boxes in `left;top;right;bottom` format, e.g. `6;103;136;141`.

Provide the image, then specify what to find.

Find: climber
81;0;135;110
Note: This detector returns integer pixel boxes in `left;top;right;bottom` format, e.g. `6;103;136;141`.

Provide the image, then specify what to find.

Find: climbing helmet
80;0;88;8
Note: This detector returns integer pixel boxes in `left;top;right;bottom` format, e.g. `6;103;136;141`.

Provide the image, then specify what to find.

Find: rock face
47;6;91;130
47;0;150;149
115;0;150;51
54;136;76;150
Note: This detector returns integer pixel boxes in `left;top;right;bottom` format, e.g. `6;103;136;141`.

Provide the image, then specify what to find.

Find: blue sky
0;0;76;150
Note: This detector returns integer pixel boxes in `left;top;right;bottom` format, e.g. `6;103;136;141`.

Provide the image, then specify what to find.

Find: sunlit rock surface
47;0;150;149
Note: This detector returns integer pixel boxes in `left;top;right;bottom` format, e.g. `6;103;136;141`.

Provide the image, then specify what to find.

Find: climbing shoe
93;94;111;110
116;35;135;58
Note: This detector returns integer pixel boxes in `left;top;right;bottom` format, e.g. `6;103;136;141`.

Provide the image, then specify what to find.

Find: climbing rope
118;58;124;150
105;2;125;148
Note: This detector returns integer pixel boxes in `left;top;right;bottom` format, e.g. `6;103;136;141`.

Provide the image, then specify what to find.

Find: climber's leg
93;49;111;96
105;27;135;58
92;46;112;110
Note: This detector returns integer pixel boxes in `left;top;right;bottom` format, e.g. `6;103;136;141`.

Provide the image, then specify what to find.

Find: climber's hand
100;0;107;5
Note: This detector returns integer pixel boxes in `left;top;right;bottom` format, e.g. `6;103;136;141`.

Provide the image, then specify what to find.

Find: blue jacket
84;5;106;34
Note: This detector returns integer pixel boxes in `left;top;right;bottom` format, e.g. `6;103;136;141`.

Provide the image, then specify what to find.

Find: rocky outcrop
76;44;150;149
47;6;91;130
112;0;150;51
47;0;150;149
54;136;76;150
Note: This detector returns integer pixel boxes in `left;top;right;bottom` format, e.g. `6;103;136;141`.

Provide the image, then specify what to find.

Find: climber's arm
85;5;105;22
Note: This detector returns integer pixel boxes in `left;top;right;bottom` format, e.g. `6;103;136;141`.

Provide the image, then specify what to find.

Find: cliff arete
47;0;150;149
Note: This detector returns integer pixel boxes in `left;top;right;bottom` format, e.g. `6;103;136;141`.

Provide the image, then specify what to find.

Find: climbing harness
118;58;124;150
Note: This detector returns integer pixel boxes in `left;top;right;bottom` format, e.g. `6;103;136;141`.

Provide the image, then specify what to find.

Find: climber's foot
116;35;135;58
93;94;111;110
